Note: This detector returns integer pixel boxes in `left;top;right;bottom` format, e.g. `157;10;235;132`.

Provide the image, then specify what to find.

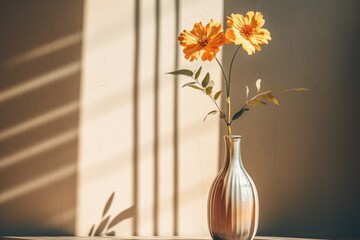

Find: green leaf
262;92;279;105
94;216;111;236
103;192;115;217
182;82;197;88
232;108;249;121
167;69;193;77
201;72;210;87
214;90;222;100
195;66;202;80
186;84;203;91
88;224;95;236
206;86;213;95
203;110;217;122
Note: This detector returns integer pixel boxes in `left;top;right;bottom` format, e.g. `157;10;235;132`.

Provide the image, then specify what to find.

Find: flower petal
240;38;256;55
225;11;271;54
178;20;226;61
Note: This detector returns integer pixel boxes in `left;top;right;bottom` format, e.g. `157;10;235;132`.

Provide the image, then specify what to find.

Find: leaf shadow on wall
0;0;83;235
88;192;135;236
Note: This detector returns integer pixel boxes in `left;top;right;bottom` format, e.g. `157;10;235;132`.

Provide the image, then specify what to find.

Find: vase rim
224;135;242;138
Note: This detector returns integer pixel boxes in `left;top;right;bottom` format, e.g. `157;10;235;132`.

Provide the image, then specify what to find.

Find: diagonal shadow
0;0;83;235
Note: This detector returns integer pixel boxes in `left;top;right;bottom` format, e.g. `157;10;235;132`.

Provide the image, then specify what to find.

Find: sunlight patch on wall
78;0;223;236
5;32;82;68
177;0;223;236
0;101;79;143
78;0;135;236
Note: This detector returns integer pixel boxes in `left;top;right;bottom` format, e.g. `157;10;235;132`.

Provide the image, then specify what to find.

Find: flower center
241;25;253;38
198;38;208;47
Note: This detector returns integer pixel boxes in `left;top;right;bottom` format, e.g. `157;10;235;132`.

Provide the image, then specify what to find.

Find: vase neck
223;135;243;168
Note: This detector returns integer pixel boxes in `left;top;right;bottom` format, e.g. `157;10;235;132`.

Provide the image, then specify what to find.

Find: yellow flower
225;12;271;55
178;20;226;62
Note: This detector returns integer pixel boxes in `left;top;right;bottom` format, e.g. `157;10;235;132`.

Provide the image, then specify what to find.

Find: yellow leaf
246;91;270;106
206;86;213;95
247;98;267;106
262;92;279;105
281;87;309;92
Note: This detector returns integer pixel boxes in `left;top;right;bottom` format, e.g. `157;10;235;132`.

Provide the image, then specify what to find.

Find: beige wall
0;0;223;236
78;0;223;236
223;0;360;238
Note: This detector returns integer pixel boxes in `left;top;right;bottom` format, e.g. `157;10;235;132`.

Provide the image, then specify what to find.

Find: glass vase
208;135;259;240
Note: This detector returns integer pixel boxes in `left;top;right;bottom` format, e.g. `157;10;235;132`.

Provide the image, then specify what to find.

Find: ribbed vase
208;135;259;240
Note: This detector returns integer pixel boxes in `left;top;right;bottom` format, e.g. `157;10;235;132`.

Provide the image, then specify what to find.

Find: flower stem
215;58;229;85
215;57;232;134
227;96;232;135
210;96;228;126
228;45;242;89
225;45;241;136
227;125;232;135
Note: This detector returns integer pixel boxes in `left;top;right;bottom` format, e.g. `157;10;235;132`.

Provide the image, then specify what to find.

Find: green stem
215;57;232;134
210;96;223;114
226;45;242;135
215;57;229;86
227;126;232;135
216;58;229;99
191;75;228;126
228;45;242;93
209;96;228;126
227;96;232;135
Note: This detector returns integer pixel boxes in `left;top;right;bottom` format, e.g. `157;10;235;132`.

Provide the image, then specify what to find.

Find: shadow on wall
88;192;134;236
0;0;83;235
222;0;360;238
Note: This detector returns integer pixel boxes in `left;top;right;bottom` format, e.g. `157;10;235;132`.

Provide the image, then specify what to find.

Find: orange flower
226;12;271;55
178;20;226;62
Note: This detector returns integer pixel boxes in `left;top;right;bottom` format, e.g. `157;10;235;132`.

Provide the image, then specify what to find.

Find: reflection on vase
208;135;259;240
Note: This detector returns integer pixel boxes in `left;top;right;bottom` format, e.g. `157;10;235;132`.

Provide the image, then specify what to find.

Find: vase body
208;135;259;240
